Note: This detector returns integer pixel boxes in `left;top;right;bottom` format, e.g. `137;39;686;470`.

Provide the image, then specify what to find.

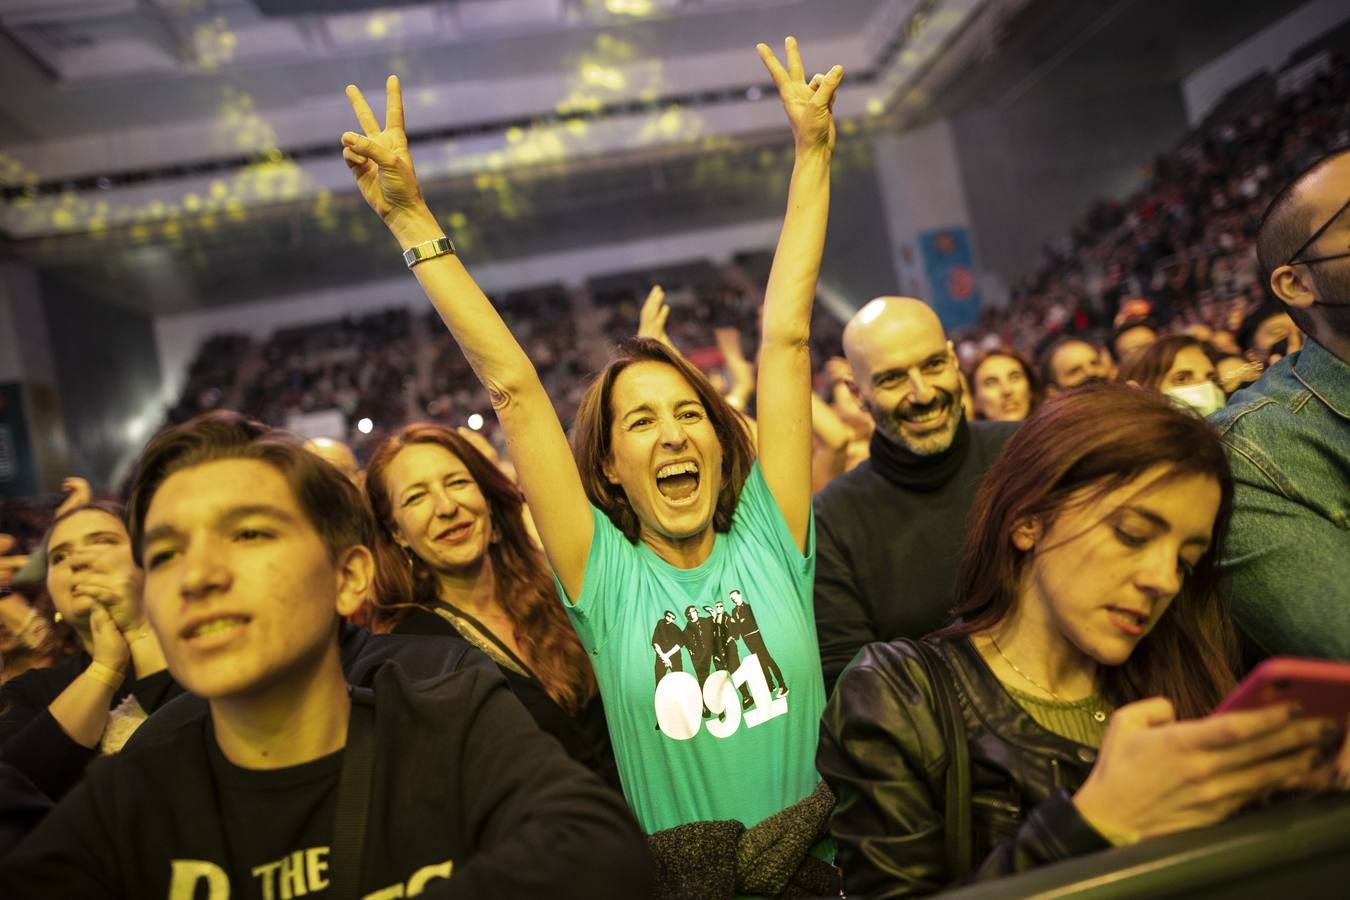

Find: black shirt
207;730;342;898
1;664;655;899
813;420;1018;695
0;651;182;800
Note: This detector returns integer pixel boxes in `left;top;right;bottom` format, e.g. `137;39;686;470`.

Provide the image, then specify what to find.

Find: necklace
989;635;1108;723
989;634;1062;700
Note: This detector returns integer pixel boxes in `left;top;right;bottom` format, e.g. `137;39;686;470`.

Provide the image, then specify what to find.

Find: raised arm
713;326;756;412
753;38;843;552
341;77;593;599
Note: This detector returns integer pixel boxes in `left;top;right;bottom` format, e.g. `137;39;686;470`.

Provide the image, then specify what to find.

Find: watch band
403;236;456;269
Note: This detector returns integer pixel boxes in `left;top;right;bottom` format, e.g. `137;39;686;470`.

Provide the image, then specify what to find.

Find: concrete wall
0;264;68;494
951;73;1189;290
1182;0;1350;125
40;271;163;492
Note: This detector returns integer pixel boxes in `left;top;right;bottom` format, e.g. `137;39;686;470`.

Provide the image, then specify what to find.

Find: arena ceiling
0;0;1311;314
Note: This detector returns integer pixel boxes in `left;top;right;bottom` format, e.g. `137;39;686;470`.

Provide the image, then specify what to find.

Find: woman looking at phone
817;385;1342;897
341;36;842;865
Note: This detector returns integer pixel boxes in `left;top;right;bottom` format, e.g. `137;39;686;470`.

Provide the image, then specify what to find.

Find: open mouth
656;461;700;502
900;399;949;427
182;615;250;643
1107;607;1148;635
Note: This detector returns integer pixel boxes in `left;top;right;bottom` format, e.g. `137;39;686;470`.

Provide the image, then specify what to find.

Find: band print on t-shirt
650;588;790;740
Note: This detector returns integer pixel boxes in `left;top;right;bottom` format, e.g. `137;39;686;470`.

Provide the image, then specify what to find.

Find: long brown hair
364;423;596;715
571;338;756;544
939;384;1239;718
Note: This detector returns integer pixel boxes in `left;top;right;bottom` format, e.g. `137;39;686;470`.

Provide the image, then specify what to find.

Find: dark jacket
0;652;183;801
2;663;656;898
395;607;620;791
817;637;1110;898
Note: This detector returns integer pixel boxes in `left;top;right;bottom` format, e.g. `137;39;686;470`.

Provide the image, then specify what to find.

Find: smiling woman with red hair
362;423;613;788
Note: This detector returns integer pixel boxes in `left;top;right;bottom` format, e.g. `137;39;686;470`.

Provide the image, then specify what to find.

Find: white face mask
1164;381;1226;418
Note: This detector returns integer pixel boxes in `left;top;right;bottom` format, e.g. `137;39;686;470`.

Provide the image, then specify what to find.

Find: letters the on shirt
166;850;453;899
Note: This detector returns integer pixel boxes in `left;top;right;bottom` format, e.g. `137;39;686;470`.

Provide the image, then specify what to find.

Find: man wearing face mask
1211;147;1350;661
813;297;1018;694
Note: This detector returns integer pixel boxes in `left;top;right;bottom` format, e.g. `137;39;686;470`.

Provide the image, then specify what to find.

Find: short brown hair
126;411;372;567
1115;334;1208;391
571;338;756;544
939;384;1239;718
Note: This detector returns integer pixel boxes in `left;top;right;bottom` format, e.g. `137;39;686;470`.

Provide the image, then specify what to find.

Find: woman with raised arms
342;37;843;887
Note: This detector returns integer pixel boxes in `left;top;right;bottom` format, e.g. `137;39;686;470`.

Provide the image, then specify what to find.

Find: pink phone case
1214;657;1350;722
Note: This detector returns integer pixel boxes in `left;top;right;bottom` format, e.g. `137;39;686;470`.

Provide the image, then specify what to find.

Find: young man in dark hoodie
1;413;653;899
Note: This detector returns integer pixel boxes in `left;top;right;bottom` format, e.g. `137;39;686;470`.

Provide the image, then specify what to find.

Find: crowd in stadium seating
0;42;1347;900
965;54;1349;364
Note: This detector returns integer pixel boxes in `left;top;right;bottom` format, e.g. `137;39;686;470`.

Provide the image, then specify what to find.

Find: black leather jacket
817;637;1111;898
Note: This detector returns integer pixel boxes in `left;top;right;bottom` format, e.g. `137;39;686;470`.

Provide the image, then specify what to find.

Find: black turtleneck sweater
812;419;1018;696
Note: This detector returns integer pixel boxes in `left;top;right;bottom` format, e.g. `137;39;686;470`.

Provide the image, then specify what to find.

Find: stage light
467;413;484;431
357;417;373;434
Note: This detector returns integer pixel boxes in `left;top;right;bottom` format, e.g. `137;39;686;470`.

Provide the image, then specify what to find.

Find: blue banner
918;227;981;331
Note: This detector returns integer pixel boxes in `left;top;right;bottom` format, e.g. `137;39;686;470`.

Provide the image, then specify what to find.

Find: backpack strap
327;688;377;898
912;639;973;880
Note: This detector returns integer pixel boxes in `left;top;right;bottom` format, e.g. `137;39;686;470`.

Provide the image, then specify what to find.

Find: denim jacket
1209;339;1350;660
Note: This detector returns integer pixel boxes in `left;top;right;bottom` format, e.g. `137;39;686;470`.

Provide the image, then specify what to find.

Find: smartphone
1214;657;1350;725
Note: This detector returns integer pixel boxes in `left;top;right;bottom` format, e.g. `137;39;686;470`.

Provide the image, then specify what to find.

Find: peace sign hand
341;76;429;233
756;37;844;154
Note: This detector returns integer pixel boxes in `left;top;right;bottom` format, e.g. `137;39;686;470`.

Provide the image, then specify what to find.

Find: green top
556;462;825;834
1004;685;1113;748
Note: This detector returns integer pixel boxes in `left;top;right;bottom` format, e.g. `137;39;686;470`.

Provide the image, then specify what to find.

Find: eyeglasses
1287;196;1350;267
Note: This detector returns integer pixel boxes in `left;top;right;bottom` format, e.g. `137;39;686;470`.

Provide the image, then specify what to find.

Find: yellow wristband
85;662;125;690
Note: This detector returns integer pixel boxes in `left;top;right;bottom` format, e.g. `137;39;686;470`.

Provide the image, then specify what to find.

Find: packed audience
0;38;1347;900
960;53;1349;363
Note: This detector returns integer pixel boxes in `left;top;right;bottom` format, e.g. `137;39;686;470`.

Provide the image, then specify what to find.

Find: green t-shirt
558;462;825;833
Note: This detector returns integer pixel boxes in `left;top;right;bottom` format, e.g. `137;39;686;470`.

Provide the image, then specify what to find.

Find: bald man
813;297;1018;693
304;437;361;482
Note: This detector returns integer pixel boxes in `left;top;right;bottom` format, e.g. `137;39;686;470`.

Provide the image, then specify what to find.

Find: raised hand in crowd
713;326;755;412
343;73;592;604
636;284;674;350
0;534;29;585
823;354;873;435
55;478;92;519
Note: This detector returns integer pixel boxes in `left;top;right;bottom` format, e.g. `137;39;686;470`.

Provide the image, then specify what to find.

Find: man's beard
869;384;964;457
